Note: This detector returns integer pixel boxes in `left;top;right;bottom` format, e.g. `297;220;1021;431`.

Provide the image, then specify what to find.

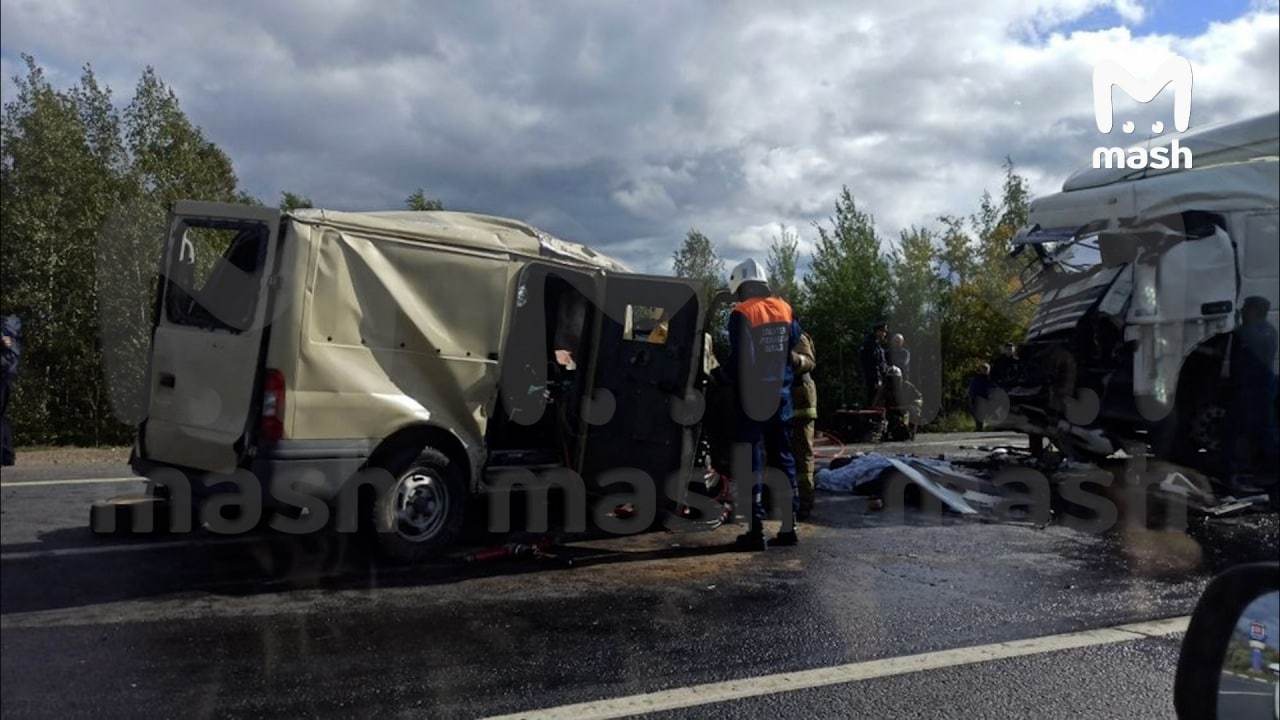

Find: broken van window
163;220;269;333
622;304;668;344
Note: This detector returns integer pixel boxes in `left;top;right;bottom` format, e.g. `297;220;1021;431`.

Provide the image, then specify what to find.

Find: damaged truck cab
131;203;714;560
995;112;1279;472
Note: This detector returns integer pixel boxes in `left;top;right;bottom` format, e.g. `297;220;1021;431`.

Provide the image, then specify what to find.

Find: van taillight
260;369;286;443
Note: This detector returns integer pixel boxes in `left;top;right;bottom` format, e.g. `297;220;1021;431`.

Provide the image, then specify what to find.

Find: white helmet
728;258;769;294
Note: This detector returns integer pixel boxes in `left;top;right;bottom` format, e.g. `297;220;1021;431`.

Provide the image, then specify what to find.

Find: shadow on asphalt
0;524;745;615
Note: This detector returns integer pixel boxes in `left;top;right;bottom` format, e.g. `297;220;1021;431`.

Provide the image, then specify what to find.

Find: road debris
460;536;574;567
816;452;1002;515
816;446;1276;530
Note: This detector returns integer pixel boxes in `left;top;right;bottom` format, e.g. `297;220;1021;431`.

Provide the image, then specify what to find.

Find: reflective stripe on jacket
791;332;817;420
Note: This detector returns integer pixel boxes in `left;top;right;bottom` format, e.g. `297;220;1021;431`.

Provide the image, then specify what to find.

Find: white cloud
1;0;1275;274
1113;0;1147;25
612;179;678;219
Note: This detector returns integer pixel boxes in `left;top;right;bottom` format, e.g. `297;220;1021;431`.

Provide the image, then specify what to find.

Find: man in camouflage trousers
789;331;817;520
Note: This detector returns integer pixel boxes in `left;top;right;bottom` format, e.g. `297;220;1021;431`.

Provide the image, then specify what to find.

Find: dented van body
994;112;1279;472
131;203;709;558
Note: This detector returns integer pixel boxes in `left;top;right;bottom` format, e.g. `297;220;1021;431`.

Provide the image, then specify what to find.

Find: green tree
937;214;975;285
280;190;313;211
3;56;253;444
766;227;802;305
671;228;724;284
936;159;1036;413
123;67;242;207
670;228;728;354
802;187;891;411
405;188;444;211
2;58;126;443
888;225;944;421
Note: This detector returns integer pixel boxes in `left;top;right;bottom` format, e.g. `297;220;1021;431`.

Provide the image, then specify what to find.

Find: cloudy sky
2;0;1277;272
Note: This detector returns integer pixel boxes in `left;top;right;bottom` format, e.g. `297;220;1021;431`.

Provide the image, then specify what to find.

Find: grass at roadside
10;446;131;466
922;410;977;434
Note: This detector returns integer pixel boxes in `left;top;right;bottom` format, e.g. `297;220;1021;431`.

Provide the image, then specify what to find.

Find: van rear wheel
370;448;465;562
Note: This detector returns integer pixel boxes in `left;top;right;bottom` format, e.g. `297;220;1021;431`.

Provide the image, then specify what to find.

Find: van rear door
142;201;282;473
579;275;705;494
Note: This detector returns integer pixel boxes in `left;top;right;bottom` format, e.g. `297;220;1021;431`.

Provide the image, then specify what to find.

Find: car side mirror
1175;563;1280;719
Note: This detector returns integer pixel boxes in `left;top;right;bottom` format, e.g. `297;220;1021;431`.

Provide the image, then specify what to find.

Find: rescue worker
789;330;817;520
880;365;923;440
860;322;889;405
725;259;801;550
1223;296;1279;488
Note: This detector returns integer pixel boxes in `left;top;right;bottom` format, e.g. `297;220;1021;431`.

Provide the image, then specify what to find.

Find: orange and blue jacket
726;296;802;422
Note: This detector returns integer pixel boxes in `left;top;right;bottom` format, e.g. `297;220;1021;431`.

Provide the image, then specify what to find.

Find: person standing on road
968;363;993;431
889;332;911;381
725;259;801;550
1;314;22;467
789;330;817;520
860;322;889;406
1223;296;1279;487
990;342;1018;386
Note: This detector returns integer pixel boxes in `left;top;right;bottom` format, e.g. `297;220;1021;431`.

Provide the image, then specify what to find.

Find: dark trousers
1223;385;1280;479
866;381;881;407
0;376;13;466
736;407;797;524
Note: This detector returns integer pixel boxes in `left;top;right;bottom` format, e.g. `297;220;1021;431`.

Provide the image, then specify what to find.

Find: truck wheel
1155;395;1225;471
1186;402;1225;457
369;448;466;562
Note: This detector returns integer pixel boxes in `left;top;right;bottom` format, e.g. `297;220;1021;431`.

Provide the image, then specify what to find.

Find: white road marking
483;616;1190;720
0;476;142;488
0;536;262;561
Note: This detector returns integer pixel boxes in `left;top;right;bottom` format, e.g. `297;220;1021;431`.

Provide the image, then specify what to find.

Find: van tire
369;447;466;562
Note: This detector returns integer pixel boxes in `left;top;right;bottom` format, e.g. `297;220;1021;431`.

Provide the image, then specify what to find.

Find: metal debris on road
815;452;1003;515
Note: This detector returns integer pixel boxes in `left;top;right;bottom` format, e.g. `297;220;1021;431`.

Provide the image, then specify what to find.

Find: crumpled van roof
287;208;631;272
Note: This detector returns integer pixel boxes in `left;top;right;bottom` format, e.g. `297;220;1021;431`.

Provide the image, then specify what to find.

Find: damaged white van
129;203;716;559
994;112;1279;473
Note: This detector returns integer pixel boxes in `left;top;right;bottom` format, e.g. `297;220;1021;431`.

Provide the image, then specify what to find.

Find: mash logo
1091;55;1194;170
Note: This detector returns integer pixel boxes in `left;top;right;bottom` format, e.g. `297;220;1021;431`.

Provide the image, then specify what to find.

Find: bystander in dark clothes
1;314;22;466
860;322;889;405
968;363;993;431
1223;296;1279;486
990;342;1018;386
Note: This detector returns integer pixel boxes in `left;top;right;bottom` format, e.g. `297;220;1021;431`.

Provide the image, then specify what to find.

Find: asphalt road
1218;674;1278;719
1;432;1275;719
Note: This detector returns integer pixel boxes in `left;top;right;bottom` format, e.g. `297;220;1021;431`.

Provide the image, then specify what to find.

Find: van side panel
264;219;312;437
289;226;515;486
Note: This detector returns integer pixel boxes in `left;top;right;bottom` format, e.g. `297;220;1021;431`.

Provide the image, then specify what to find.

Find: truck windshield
163;219;270;333
1047;234;1103;272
